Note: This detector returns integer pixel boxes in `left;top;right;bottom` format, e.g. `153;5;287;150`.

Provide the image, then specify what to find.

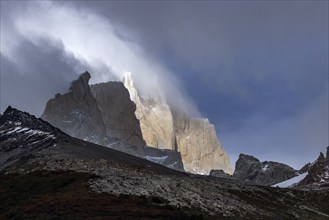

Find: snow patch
145;156;168;164
262;164;269;171
272;172;308;188
167;162;177;169
5;126;55;139
192;168;206;175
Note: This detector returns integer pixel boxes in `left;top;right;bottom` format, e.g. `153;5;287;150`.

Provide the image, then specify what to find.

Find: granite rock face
42;72;107;144
233;154;298;186
123;72;232;175
90;82;145;148
41;72;184;171
123;73;175;150
174;117;232;174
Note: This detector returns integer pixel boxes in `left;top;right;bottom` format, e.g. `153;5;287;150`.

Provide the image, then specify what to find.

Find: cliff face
42;72;107;144
41;72;184;171
123;73;175;150
90;82;146;148
123;72;232;175
175;117;232;174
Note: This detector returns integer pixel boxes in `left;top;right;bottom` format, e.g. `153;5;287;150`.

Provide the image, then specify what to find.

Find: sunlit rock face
123;72;232;175
174;116;232;174
122;72;175;150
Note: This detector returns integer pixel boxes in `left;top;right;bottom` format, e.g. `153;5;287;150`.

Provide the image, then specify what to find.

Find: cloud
0;37;85;116
1;0;200;117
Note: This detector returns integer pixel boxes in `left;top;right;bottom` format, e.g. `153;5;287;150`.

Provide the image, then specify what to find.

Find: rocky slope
123;72;232;175
1;107;329;219
42;72;183;171
233;154;298;186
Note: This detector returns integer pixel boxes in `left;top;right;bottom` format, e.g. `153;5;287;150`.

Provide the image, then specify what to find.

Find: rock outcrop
294;148;329;189
233;154;298;186
123;72;232;175
209;169;231;178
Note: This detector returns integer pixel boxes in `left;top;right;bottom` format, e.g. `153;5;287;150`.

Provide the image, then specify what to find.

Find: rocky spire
42;71;107;144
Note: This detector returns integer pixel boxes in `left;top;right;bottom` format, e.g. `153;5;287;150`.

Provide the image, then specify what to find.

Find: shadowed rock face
90;82;146;148
42;71;107;144
123;72;232;175
233;154;298;186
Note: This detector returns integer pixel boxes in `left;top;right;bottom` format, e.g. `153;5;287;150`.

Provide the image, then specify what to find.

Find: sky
1;1;328;170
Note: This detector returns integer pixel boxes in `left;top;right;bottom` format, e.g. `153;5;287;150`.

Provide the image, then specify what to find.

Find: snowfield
272;172;308;188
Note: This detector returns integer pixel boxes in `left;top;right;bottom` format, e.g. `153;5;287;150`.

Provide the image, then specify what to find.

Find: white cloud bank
1;1;199;116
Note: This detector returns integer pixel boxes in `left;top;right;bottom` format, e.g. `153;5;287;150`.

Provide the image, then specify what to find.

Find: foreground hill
1;107;329;219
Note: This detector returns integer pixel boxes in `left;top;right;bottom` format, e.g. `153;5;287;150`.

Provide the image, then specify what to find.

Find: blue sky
1;1;328;169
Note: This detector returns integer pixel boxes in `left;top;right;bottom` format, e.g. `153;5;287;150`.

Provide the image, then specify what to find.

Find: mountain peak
69;71;91;97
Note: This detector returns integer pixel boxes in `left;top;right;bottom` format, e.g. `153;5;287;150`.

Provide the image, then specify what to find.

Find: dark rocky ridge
294;149;329;189
1;107;329;219
233;154;298;186
0;106;65;171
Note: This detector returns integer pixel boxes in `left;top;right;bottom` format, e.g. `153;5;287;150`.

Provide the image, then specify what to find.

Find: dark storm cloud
0;37;86;116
